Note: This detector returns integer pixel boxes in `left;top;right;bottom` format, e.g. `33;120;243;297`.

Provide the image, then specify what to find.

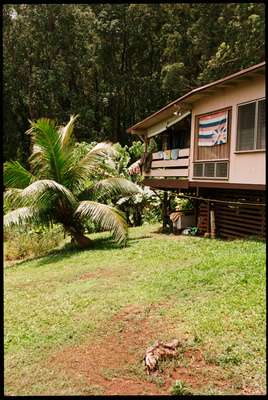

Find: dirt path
49;304;233;395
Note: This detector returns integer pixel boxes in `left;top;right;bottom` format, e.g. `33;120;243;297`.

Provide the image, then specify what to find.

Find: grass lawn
4;223;266;395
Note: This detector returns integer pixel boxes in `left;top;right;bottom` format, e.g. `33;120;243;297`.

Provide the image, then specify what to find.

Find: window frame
192;160;229;180
236;97;265;152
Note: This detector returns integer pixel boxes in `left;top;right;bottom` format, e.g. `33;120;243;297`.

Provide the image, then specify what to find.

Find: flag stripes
198;111;228;146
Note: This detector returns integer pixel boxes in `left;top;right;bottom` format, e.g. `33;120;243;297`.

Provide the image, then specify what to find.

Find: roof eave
127;61;265;134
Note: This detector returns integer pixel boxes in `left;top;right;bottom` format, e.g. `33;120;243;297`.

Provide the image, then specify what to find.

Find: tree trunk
71;233;93;248
65;225;93;248
133;207;143;226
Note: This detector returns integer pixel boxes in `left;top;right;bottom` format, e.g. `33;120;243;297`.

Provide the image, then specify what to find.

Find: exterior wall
196;188;265;239
189;75;265;184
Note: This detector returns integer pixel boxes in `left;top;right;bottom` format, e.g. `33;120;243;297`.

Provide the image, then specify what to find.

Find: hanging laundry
171;148;180;160
152;151;164;160
164;150;171;159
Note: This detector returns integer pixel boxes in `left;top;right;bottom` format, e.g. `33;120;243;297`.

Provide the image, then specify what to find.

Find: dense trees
3;3;265;162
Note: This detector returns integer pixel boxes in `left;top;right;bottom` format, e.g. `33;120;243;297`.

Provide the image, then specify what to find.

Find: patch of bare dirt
78;268;116;281
48;304;238;395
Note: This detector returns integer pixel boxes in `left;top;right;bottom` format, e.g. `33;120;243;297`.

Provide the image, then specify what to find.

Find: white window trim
236;97;265;151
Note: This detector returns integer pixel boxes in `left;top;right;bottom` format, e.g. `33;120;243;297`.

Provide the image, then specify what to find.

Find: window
193;161;228;179
236;99;265;151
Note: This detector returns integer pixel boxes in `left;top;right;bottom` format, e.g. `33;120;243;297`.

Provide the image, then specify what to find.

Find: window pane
237;102;256;150
257;100;265;149
204;163;215;177
216;162;228;178
193;163;203;177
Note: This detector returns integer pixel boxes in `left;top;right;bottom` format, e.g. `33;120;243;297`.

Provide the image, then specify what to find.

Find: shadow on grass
6;234;153;269
128;234;152;241
150;228;265;243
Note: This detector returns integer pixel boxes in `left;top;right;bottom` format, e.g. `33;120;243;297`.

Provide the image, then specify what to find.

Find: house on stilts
127;62;266;239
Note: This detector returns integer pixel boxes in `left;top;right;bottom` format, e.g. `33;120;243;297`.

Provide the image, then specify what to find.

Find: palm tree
4;115;141;248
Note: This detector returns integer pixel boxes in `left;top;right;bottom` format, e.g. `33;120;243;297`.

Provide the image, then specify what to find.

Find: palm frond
63;142;117;192
21;179;77;208
89;141;117;158
75;201;128;244
26;118;65;182
27;144;47;176
4;161;36;188
92;177;142;201
4;207;36;227
4;206;53;228
4;188;23;210
59;114;79;150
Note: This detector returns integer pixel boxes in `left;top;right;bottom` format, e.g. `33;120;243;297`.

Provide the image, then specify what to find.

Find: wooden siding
215;204;265;238
189;181;265;190
151;159;189;168
194;107;232;161
143;178;265;191
144;168;189;177
197;203;209;233
179;148;190;157
143;178;189;189
196;189;265;239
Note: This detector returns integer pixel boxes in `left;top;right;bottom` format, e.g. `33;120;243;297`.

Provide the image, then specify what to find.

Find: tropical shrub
116;187;162;226
4;115;141;248
4;225;64;261
113;141;163;225
170;195;194;212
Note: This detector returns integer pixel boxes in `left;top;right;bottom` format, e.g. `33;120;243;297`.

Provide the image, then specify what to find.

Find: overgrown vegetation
170;380;193;395
4;225;64;262
3;4;265;162
4;224;266;395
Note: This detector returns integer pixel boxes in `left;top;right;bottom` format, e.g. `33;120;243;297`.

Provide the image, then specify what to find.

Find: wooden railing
144;148;190;178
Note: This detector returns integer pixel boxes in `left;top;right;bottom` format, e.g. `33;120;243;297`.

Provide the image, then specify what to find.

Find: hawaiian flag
198;111;228;146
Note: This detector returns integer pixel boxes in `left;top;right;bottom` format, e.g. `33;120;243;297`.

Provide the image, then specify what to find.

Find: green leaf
92;177;141;201
27;118;65;183
21;179;77;209
75;201;128;244
4;161;36;188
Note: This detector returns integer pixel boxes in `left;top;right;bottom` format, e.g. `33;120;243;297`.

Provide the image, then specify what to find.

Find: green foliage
4;225;64;261
170;380;193;395
104;139;162;226
117;187;162;226
171;196;193;212
109;140;162;226
3;4;264;162
4;116;141;247
113;143;131;177
128;141;144;160
161;62;190;99
216;345;242;366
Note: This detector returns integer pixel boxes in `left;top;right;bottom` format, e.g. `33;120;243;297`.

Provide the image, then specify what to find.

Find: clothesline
176;193;266;207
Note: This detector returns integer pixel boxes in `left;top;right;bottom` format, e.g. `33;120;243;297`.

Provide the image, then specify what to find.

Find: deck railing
144;148;190;178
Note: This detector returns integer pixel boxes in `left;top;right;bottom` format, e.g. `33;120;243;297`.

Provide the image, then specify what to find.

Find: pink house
127;62;265;238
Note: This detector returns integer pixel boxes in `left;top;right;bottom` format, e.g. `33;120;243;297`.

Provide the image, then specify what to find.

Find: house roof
127;61;265;134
